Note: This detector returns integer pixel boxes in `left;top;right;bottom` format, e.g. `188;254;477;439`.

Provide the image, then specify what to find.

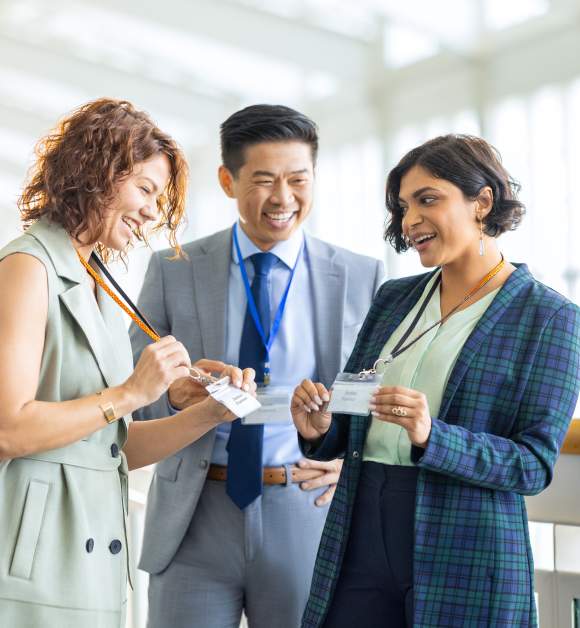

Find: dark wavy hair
385;134;525;253
19;98;189;259
220;104;318;176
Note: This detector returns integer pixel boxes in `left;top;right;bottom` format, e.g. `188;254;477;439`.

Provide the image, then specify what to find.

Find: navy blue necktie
226;252;277;509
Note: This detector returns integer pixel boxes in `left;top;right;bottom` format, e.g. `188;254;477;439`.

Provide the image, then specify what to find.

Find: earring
478;215;485;256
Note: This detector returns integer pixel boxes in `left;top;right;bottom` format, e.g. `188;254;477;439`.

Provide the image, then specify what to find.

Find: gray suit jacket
130;227;384;574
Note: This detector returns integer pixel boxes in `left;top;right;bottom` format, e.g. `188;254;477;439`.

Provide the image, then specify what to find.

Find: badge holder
326;359;390;416
190;368;262;418
242;386;293;425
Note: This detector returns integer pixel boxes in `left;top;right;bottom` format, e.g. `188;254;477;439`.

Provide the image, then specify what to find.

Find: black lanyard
388;273;442;362
90;252;158;337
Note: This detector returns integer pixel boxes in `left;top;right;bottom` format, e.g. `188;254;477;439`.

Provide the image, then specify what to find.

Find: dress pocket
9;479;50;579
156;456;182;482
155;456;181;482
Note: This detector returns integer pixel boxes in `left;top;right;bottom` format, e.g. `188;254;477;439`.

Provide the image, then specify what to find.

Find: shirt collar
232;221;304;269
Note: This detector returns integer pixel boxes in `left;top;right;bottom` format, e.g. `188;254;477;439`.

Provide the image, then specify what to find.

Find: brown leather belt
207;464;324;485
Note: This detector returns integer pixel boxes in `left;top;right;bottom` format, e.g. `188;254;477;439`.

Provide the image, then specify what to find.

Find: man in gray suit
131;104;384;628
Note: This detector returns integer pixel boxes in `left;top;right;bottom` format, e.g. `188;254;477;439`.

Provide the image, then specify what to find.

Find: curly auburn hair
385;134;525;253
19;98;189;259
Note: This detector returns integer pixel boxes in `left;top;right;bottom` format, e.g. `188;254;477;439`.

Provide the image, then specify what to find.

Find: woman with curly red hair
0;98;256;627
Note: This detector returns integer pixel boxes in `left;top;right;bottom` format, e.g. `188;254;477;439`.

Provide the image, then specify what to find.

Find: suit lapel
306;237;346;386
191;230;230;361
355;271;436;373
27;220;127;391
437;264;532;421
59;283;126;390
96;277;135;381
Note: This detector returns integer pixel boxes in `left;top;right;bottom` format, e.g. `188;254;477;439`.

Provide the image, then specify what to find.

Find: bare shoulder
0;252;48;307
0;251;48;281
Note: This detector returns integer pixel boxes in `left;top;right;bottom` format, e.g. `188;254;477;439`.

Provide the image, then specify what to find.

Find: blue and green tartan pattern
301;265;580;628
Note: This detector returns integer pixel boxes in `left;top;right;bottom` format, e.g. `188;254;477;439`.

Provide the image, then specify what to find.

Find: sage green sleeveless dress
0;219;134;628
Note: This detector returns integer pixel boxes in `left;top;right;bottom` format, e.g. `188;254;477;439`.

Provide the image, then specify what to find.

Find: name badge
243;386;293;425
326;372;381;416
205;377;262;418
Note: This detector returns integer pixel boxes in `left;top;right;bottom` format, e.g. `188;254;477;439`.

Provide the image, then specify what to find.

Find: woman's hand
123;336;191;409
169;360;257;410
369;385;432;448
291;379;332;442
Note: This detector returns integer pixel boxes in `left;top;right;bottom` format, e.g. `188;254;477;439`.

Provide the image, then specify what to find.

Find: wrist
168;389;185;411
187;397;223;429
305;424;328;442
413;425;432;449
116;382;144;414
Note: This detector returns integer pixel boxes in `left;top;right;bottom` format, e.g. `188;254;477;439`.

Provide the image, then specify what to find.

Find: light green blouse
363;272;500;466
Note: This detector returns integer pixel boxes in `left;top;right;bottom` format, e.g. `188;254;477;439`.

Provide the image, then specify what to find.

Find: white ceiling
0;0;573;196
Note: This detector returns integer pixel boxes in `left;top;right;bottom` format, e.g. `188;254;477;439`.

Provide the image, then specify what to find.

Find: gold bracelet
99;401;117;424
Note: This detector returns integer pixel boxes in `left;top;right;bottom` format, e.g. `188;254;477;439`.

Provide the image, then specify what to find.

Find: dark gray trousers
147;472;329;628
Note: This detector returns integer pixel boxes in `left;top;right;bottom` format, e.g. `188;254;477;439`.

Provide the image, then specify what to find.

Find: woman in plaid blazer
292;135;580;627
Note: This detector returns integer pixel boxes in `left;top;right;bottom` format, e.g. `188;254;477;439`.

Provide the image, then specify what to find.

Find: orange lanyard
76;250;161;343
76;250;221;387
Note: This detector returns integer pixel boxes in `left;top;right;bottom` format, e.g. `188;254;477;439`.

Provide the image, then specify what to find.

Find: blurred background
1;0;580;626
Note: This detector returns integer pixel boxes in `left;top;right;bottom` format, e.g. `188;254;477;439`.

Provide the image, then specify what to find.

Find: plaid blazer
301;264;580;628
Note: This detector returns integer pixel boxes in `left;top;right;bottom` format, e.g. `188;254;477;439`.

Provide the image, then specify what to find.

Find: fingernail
314;395;323;405
243;384;249;391
369;403;376;410
322;393;330;402
303;404;311;413
372;411;380;417
310;403;320;411
235;380;242;388
301;482;309;489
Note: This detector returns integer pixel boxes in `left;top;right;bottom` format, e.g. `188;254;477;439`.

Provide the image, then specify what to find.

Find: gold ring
392;406;408;417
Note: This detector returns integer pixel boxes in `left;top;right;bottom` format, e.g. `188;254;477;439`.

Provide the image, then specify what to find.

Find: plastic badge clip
357;355;393;380
189;366;219;387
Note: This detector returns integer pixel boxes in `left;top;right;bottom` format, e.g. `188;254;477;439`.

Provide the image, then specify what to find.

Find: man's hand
168;359;257;410
168;359;225;410
297;458;343;507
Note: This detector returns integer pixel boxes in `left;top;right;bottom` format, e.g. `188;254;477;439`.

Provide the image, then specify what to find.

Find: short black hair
385;134;526;252
220;104;318;176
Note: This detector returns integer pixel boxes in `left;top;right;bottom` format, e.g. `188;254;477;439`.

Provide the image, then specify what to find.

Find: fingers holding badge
291;380;332;442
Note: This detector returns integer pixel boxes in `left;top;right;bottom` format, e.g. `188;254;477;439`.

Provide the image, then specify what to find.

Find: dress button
110;443;119;458
109;539;122;555
199;459;208;469
86;538;94;553
352;450;360;459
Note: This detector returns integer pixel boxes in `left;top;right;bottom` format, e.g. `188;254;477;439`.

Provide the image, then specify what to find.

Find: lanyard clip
189;367;218;386
357;355;393;379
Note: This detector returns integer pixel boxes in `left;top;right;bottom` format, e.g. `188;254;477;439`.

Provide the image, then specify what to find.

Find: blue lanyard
233;224;302;372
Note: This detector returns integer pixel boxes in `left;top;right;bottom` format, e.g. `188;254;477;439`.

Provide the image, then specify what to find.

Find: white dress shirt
211;222;317;466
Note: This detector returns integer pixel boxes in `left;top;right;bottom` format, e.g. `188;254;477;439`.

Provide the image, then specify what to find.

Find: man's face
219;141;314;250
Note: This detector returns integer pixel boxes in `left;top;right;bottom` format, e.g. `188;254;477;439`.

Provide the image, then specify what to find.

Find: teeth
122;218;140;240
266;212;294;222
414;234;436;244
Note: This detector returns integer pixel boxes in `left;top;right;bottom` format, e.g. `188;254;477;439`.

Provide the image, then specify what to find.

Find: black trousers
322;462;418;628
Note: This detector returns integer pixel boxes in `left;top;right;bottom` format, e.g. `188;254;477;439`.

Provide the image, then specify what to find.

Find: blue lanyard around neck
233;224;302;362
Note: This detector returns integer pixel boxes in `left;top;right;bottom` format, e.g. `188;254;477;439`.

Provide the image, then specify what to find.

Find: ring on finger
391;406;408;417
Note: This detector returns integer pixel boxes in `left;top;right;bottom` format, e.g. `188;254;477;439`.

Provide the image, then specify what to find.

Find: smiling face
399;165;492;268
218;141;314;250
99;153;170;252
